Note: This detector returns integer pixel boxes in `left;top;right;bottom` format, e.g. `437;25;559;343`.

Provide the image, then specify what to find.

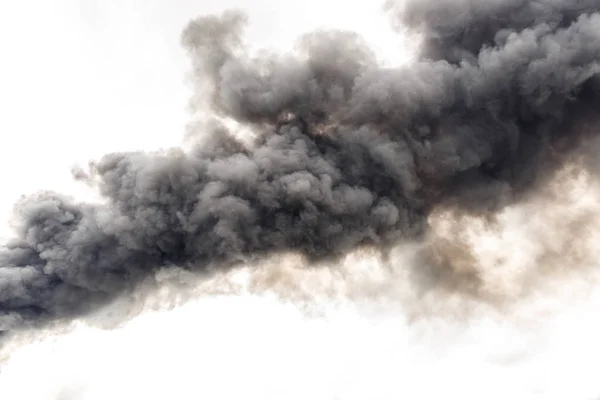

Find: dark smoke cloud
1;0;600;333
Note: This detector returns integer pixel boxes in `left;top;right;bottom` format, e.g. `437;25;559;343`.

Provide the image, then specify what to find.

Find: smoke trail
2;0;600;334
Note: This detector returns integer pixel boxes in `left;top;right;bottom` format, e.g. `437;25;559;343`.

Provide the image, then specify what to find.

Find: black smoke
2;0;600;333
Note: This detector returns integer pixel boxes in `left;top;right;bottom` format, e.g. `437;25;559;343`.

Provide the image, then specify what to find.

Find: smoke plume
2;0;600;334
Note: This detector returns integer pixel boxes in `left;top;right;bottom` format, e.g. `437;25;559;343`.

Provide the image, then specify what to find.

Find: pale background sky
3;2;600;400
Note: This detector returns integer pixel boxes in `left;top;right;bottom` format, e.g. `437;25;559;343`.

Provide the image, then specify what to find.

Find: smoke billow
2;0;600;334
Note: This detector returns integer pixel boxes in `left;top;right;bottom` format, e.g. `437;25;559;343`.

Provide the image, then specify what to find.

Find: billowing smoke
2;0;600;335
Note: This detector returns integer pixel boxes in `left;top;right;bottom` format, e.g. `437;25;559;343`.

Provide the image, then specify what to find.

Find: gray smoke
2;0;600;334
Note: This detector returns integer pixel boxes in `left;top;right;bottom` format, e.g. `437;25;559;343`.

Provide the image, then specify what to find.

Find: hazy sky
4;2;600;400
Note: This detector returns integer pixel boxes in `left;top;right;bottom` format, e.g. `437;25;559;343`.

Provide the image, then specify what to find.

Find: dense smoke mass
2;0;600;334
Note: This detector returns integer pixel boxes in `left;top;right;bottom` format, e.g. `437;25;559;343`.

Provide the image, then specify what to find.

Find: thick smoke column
2;0;600;333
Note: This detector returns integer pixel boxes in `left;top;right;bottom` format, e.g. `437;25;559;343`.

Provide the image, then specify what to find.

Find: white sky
1;2;600;400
